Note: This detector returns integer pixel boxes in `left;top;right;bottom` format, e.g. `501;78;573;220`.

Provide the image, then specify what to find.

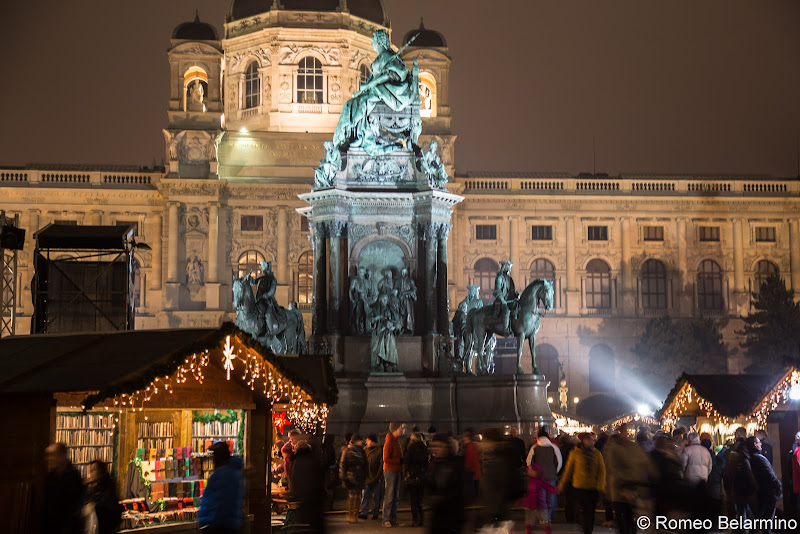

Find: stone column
676;217;690;315
423;223;439;335
789;218;800;292
564;217;579;314
276;207;289;306
312;223;328;336
326;221;347;334
732;218;745;293
208;203;219;283
205;203;222;310
167;202;180;282
165;201;181;309
149;213;163;290
437;224;451;335
509;216;520;273
90;210;103;226
620;217;634;312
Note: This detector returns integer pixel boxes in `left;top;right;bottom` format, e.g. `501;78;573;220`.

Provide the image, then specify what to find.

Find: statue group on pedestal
349;265;417;372
452;261;555;375
232;261;306;355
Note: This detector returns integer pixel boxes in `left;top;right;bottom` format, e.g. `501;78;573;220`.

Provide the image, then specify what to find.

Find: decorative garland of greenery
237;410;245;454
192;409;239;424
81;321;338;410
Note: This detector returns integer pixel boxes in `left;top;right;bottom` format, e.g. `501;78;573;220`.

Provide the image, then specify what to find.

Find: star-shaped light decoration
223;335;235;380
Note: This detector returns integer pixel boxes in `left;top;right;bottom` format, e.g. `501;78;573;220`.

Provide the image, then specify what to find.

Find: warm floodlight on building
240;126;248;133
638;404;653;416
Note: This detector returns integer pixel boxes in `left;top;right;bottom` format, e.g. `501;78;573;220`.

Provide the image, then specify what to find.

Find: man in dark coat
43;443;84;534
360;434;383;520
747;436;782;534
428;433;465;534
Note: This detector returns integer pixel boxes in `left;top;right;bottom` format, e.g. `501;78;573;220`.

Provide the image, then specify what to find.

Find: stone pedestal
359;374;414;436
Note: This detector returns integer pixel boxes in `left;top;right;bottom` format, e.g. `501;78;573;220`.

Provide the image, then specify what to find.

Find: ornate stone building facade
2;1;799;410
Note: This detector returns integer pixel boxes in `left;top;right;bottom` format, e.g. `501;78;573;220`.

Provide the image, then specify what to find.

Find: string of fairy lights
662;369;800;433
81;335;329;433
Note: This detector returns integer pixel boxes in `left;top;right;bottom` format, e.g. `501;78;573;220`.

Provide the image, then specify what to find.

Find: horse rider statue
491;260;519;336
246;260;285;337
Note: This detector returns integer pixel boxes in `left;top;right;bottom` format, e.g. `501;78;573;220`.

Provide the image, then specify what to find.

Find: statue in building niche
370;292;401;372
464;261;554;375
348;266;373;335
187;80;205;112
186;255;204;285
420;140;448;189
332;29;421;155
232;261;307;355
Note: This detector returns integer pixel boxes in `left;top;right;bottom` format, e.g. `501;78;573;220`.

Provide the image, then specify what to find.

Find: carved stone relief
279;74;292;103
328;75;341;104
279;44;340;65
181;206;209;234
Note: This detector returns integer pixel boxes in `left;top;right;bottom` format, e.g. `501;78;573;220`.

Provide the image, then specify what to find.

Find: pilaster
564;216;580;313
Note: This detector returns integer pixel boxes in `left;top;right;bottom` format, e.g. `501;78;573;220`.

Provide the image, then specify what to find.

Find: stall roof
659;373;778;419
34;223;134;250
0;324;335;405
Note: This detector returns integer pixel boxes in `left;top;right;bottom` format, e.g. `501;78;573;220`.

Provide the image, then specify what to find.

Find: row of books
136;438;174;449
192;438;237;454
55;429;113;446
67;446;113;465
135;447;193;461
56;413;114;429
192;420;239;437
137;421;173;438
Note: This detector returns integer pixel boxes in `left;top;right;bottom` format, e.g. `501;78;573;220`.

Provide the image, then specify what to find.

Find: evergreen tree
632;315;728;398
738;274;800;373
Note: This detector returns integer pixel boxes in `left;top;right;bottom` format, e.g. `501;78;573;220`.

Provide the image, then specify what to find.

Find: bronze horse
465;278;554;375
232;273;306;354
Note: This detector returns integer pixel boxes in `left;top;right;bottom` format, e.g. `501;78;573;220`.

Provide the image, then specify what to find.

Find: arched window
244;62;260;109
588;345;615;393
296;251;313;305
530;258;555;282
359;63;370;87
753;260;779;294
418;72;437;118
641;259;667;309
697;259;724;310
536;343;560;384
473;258;499;303
238;250;265;280
297;57;324;104
585;259;611;309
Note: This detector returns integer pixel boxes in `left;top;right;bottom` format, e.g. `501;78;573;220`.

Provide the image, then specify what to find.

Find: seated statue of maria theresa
333;30;420;155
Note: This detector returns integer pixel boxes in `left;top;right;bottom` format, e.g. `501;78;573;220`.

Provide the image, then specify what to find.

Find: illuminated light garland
750;368;800;427
552;412;595;435
81;332;331;434
600;413;659;433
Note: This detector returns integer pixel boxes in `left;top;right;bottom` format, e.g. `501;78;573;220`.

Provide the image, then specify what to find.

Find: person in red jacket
463;428;482;502
792;431;800;512
382;421;405;527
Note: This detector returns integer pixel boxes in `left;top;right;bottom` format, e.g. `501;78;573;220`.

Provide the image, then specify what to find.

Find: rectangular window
476;224;497;240
755;227;776;242
531;225;553;241
643;226;664;241
587;226;608;241
116;221;138;236
698;226;720;242
241;215;263;232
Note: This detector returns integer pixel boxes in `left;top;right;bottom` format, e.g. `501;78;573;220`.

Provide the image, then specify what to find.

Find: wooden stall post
247;400;272;534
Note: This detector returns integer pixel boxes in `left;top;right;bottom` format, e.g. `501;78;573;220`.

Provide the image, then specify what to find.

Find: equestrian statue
465;261;554;375
232;261;306;354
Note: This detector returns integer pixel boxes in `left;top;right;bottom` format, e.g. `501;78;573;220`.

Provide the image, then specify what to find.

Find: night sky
1;0;798;176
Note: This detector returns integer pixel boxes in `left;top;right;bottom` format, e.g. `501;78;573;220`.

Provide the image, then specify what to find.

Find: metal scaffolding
1;212;20;337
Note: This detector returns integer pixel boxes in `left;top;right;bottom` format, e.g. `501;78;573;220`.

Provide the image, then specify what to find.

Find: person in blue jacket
198;441;245;534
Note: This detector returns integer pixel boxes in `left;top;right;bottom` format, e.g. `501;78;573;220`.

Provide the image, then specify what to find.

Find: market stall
600;411;659;433
0;323;336;534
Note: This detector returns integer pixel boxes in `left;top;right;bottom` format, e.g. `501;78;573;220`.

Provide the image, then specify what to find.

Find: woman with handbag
404;432;430;527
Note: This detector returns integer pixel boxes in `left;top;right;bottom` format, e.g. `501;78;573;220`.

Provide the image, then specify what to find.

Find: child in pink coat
522;463;558;534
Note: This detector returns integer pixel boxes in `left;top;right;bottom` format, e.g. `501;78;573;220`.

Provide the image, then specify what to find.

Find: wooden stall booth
0;323;336;534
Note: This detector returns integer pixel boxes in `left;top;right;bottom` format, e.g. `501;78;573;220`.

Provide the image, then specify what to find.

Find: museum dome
228;0;388;25
173;12;219;40
403;18;446;47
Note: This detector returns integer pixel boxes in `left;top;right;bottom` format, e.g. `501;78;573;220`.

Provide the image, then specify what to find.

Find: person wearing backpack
723;438;758;521
747;436;781;534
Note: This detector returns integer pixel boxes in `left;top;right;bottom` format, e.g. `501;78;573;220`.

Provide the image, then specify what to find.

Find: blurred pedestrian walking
404;432;429;527
522;463;557;534
198;441;245;534
747;436;782;534
43;442;84;534
427;433;465;534
559;433;605;534
604;424;653;534
340;434;367;523
86;460;122;534
527;426;561;520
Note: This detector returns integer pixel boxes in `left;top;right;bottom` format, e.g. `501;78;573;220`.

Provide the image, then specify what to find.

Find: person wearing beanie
340;434;367;523
198;441;245;533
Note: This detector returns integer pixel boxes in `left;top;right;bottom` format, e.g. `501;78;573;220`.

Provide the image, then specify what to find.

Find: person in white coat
682;432;713;485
